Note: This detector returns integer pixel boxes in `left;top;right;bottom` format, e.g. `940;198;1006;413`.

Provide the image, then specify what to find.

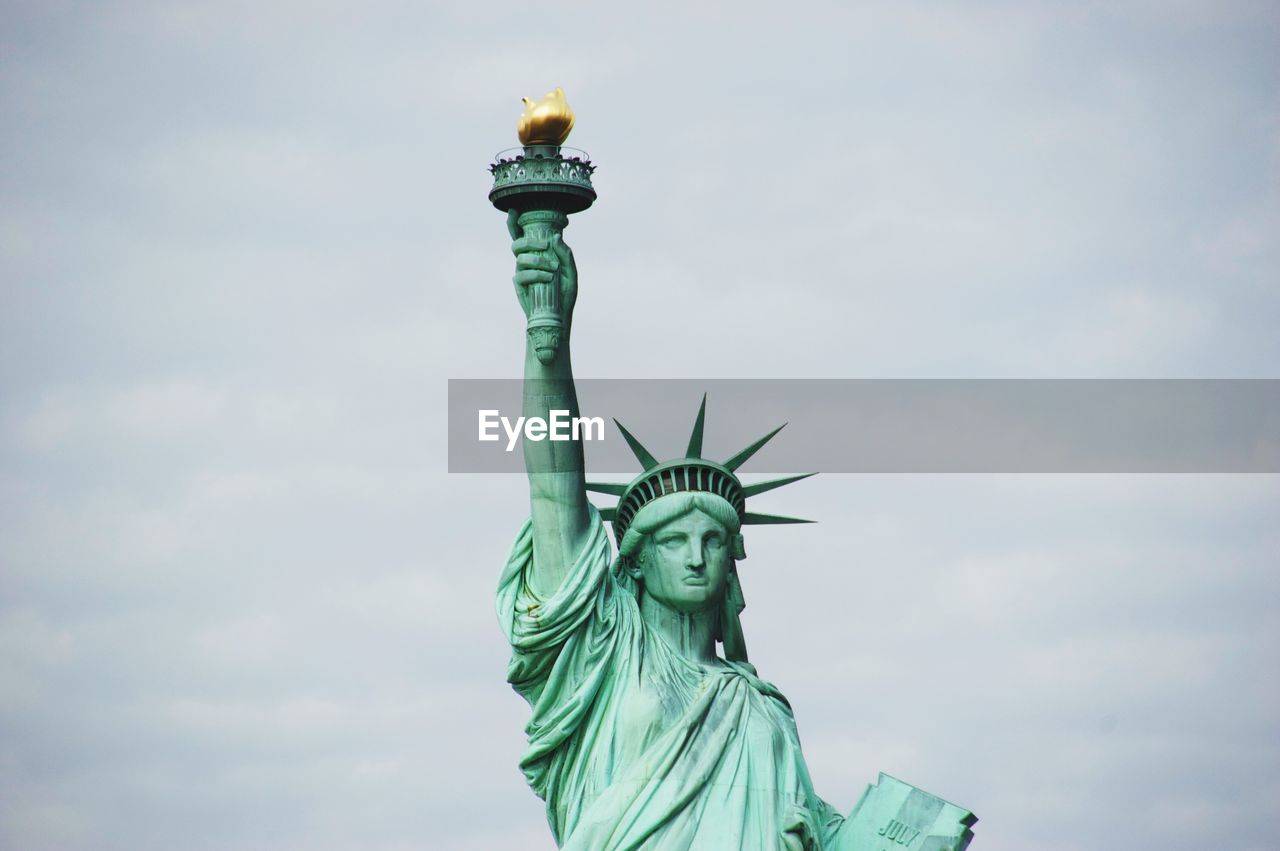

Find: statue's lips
682;576;709;585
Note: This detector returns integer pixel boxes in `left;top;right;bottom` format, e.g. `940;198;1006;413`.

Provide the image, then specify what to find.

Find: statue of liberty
491;89;975;851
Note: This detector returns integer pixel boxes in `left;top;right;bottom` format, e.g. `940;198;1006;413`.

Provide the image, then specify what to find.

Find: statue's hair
617;492;741;560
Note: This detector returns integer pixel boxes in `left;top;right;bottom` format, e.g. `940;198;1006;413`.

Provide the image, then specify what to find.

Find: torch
489;87;596;363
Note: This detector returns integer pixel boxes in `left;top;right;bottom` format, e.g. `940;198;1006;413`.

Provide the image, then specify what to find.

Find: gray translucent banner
447;379;1280;473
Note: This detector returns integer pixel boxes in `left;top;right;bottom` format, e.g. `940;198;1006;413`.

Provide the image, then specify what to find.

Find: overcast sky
2;2;1278;850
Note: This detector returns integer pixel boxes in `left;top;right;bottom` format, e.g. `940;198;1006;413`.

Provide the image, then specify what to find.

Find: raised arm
509;210;592;597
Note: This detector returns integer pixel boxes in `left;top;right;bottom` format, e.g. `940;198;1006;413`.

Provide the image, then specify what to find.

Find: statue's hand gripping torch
508;209;576;362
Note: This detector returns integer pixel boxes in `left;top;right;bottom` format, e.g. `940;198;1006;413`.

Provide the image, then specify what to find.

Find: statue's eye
704;534;724;549
659;536;683;549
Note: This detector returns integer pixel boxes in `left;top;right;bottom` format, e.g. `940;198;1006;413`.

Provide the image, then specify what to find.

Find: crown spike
742;473;816;498
686;393;708;459
741;512;814;525
613;419;659;470
723;423;787;472
585;482;627;496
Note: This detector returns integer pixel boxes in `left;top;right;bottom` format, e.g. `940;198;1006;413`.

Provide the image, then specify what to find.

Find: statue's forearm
524;337;590;596
523;336;584;476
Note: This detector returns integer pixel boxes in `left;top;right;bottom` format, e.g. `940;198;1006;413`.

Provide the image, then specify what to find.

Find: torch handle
517;209;570;364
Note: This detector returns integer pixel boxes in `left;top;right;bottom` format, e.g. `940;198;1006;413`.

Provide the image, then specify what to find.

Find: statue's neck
640;594;718;665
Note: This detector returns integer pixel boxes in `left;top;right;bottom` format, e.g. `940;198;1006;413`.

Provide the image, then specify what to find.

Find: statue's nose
687;546;705;571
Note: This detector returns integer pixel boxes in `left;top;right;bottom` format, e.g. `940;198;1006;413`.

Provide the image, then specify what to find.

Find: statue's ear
621;554;643;580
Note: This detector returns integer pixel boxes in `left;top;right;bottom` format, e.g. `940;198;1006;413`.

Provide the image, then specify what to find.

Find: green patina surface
491;135;975;850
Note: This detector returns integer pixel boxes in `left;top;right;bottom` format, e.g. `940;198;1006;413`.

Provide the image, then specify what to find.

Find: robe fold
498;508;844;850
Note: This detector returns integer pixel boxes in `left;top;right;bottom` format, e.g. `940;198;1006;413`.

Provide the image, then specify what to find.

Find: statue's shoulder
721;659;792;709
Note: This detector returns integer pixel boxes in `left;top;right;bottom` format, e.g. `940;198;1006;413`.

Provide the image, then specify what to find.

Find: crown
587;395;815;547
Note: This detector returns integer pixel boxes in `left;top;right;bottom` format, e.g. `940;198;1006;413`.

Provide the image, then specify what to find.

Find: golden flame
518;87;575;146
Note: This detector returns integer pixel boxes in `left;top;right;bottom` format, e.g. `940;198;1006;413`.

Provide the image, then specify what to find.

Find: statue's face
637;509;731;613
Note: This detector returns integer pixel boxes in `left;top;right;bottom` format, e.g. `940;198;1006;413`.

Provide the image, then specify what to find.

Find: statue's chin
654;589;722;615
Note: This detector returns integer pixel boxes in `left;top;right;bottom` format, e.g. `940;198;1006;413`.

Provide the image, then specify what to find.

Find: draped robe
498;508;844;850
